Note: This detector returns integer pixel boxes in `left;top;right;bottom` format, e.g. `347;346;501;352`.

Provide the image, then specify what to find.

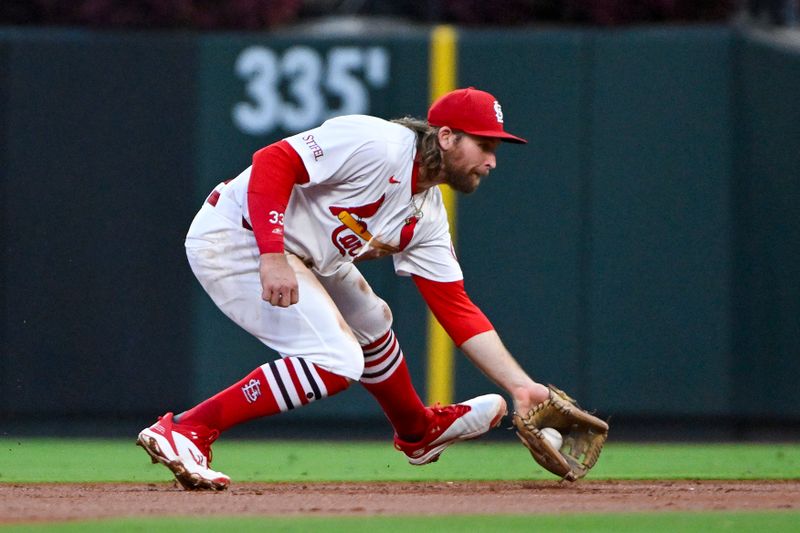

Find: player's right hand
259;253;299;307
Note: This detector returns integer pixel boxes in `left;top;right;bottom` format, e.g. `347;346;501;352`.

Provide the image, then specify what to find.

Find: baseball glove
512;385;608;482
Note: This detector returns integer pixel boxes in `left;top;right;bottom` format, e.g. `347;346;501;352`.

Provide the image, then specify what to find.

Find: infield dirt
2;480;800;523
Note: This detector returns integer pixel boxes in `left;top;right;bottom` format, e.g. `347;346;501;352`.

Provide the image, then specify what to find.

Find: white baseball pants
185;202;392;381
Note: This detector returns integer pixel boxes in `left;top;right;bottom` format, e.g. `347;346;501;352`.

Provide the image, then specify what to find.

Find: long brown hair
391;116;459;174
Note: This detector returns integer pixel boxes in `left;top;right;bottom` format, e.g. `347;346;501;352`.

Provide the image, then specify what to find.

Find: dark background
1;1;799;441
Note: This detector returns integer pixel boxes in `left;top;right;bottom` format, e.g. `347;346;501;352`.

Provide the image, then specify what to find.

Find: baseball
540;427;563;450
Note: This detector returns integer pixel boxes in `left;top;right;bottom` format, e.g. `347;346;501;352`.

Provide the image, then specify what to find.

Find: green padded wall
731;31;800;417
587;28;733;416
1;26;798;433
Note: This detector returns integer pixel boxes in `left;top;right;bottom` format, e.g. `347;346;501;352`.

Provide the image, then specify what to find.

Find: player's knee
351;299;393;345
372;299;393;333
380;300;393;327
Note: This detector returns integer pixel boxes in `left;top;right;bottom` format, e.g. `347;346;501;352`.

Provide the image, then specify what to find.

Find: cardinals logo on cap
427;87;526;144
493;100;504;123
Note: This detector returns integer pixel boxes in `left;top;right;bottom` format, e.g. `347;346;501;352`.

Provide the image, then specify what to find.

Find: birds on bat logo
328;195;386;257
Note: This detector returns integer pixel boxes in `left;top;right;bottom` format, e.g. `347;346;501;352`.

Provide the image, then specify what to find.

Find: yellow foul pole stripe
426;25;457;405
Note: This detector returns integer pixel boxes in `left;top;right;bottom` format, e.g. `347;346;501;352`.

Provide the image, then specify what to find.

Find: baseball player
137;87;552;490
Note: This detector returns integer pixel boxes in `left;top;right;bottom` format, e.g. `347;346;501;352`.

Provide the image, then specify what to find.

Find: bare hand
259;253;299;307
511;383;550;416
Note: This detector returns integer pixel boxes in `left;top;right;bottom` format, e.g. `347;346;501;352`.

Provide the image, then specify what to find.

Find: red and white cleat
394;394;507;465
136;412;230;491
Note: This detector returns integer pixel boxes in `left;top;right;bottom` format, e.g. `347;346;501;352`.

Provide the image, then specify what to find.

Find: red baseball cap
427;87;527;144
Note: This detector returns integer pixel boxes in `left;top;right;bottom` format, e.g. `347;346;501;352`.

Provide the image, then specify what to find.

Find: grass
1;439;799;483
2;512;800;533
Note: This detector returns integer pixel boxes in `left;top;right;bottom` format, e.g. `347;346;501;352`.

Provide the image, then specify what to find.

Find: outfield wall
1;24;798;434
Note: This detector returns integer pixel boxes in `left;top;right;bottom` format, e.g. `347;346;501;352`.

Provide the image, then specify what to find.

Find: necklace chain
410;189;429;220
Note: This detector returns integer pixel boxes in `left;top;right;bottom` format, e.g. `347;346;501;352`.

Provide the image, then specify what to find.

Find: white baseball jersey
216;115;463;282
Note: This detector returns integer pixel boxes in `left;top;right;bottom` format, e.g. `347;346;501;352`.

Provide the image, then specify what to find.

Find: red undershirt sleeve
247;140;310;254
412;275;494;347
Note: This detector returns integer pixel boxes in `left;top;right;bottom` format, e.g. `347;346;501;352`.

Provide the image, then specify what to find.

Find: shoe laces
393;403;472;451
424;403;471;436
170;419;220;464
429;402;471;419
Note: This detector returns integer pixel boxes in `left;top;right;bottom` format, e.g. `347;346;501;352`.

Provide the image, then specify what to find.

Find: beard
442;159;480;194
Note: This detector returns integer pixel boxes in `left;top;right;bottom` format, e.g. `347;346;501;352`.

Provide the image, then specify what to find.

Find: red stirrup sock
359;330;428;441
177;357;349;433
